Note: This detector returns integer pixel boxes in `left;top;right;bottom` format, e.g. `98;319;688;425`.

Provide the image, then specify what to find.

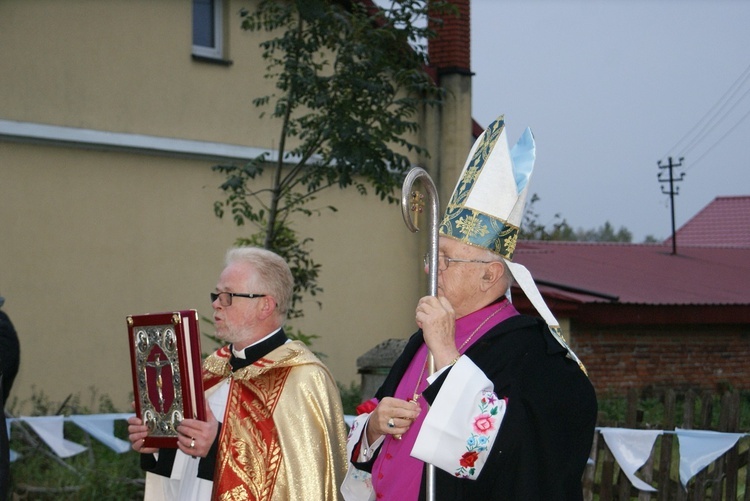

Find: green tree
575;221;632;243
520;193;576;241
521;194;633;243
212;0;449;321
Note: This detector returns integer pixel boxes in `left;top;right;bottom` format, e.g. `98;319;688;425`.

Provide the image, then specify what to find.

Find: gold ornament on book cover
127;310;205;448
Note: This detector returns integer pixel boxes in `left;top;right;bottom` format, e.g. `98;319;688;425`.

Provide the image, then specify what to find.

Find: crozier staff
128;247;348;500
341;116;598;500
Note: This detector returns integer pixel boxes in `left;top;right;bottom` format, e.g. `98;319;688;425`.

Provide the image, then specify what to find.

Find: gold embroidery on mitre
455;212;490;240
440;206;519;260
444;118;505;210
497;228;518;260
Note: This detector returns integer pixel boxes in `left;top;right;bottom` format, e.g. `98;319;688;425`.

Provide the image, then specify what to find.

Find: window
192;0;223;59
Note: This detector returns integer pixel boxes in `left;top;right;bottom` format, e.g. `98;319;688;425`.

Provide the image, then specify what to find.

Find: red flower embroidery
473;414;495;434
356;398;378;415
460;451;479;468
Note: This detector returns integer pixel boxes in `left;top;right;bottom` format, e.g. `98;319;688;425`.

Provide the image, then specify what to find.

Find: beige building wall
1;0;472;412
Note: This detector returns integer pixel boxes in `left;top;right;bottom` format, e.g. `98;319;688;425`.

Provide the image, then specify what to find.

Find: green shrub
8;388;144;500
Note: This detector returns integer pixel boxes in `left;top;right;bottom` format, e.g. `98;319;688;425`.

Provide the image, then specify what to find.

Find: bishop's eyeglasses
210;292;267;307
423;253;495;271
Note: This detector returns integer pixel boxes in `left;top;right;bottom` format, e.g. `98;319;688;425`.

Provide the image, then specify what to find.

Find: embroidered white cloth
341;414;376;501
411;356;506;479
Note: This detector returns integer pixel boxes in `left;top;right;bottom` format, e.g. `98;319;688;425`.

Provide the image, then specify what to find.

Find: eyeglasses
423;253;495;271
210;292;267;307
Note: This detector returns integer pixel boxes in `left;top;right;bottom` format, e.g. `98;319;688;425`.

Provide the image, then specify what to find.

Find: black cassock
361;314;597;501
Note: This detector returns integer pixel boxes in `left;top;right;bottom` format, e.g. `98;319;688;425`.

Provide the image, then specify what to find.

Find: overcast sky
470;0;750;242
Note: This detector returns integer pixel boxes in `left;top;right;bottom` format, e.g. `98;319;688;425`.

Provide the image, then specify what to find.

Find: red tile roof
664;196;750;248
513;241;750;306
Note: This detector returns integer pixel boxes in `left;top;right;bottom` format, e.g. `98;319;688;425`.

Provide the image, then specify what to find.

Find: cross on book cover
126;309;206;448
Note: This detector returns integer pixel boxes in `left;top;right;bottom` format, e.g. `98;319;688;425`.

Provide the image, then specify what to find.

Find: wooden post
582;429;599;501
676;391;696;501
657;390;675;501
618;389;639;500
722;391;741;500
600;442;615;501
691;392;714;501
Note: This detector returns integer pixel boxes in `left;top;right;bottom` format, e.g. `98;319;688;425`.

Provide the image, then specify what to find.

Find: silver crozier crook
400;166;438;501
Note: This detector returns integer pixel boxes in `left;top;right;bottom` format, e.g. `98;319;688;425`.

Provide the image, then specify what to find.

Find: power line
681;84;750;158
662;61;750;163
686;105;750;172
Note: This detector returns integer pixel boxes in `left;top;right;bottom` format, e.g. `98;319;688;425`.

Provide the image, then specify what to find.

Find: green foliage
212;0;449;326
597;392;750;431
574;221;633;243
337;380;362;416
520;193;576;241
520;193;633;242
8;388;144;500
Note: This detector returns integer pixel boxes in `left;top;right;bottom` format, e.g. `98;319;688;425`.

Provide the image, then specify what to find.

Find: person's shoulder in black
0;304;21;403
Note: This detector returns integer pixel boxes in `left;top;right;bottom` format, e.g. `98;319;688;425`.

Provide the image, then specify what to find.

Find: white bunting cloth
70;413;132;453
6;413;749;491
599;427;662;492
675;428;745;488
22;416;88;458
6;412;132;460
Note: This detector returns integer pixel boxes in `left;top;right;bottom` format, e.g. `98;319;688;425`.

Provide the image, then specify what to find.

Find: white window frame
192;0;224;59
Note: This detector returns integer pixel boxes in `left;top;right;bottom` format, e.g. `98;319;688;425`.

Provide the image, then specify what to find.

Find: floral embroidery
454;392;507;479
473;413;495;434
460;451;479;468
347;418;360;440
350;467;372;485
356;398;378;415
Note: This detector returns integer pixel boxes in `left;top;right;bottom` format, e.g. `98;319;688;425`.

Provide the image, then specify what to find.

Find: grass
7;388;143;500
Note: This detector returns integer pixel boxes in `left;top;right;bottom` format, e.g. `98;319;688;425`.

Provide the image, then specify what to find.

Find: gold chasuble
203;341;347;501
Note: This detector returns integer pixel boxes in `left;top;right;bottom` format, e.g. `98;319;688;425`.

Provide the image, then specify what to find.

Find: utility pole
657;156;685;255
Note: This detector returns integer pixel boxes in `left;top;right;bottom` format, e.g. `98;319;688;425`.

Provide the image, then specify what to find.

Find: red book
126;310;205;448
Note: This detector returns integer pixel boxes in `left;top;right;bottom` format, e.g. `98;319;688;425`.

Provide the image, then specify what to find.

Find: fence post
676;390;696;501
582;428;598;501
690;392;714;501
721;391;741;500
600;442;615;501
618;389;639;500
657;390;675;501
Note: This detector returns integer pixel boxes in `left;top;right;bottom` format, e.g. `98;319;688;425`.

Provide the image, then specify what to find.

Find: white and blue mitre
440;115;586;373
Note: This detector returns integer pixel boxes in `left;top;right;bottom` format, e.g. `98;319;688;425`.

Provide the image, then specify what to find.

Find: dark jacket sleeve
420;315;597;501
141;422;222;482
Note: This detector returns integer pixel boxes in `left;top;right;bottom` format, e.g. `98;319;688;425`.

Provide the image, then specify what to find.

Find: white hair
225;247;294;319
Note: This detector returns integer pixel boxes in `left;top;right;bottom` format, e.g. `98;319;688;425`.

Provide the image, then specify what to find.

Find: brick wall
428;0;470;73
572;324;750;396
